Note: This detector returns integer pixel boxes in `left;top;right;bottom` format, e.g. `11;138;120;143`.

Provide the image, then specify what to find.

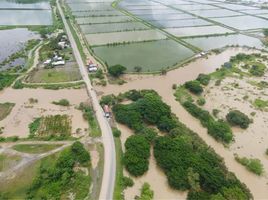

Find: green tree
108;65;126;77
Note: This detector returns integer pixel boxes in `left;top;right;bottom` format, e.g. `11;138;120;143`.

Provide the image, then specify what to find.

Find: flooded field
0;88;89;138
183;34;265;51
165;25;234;37
149;18;212;28
86;29;166;46
76;16;133;24
93;39;194;72
189;9;244;18
0;0;52;25
0;28;39;64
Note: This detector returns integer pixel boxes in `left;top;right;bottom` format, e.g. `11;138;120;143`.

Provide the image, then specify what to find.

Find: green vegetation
249;62;266;77
52;99;70;106
27;141;91;199
12;144;62;154
108;64;126;77
137;183;154;200
111;90;251;199
0;136;19;142
0;73;18;90
0;153;21;172
0;103;15;121
253;98;268;110
185;80;203;95
29;115;71;139
122;176;134;188
123;135;150;177
112;127;121;137
196;74;210;86
235;155;264;176
226;110;251;129
183;101;233;143
79;103;101;137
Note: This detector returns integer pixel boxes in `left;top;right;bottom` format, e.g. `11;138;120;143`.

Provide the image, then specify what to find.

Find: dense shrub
123;135;150;176
138;127;157;143
52;99;70;106
137;183;154;200
249;63;266;77
100;94;118;106
183;101;233;143
0;73;18;90
185;80;203;95
196;74;211;86
122;176;134;188
108;64;126;77
112;127;121;137
226;110;251;129
112;104;143;131
235;155;264;176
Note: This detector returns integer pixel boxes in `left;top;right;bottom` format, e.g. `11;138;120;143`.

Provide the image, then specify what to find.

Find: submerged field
92;39;194;72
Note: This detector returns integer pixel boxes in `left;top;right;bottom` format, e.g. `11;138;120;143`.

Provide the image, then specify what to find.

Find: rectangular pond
183;34;265;51
211;15;268;30
73;10;124;17
68;2;113;11
92;39;195;72
165;25;234;37
189;9;243;18
0;0;50;9
130;8;182;15
85;29;167;46
76;15;134;24
138;13;195;21
216;3;259;10
173;4;219;11
148;18;212;28
80;21;149;34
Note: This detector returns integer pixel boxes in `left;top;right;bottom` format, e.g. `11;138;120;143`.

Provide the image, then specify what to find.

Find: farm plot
68;3;113;11
216;3;259;10
76;15;134;25
138;13;195;21
72;10;124;17
85;29;167;46
183;34;264;51
189;9;244;18
92;39;194;72
173;4;219;11
165;25;234;37
148;18;212;28
211;16;268;30
80;22;149;34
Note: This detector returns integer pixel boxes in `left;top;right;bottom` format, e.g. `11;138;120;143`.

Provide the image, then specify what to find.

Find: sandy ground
118;124;187;200
0;88;89;138
96;47;268;199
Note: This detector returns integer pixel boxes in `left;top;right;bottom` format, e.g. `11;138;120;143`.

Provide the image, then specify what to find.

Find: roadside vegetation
137;183;154;200
106;89;252;199
78;103;101;137
0;73;18;90
0;102;15;121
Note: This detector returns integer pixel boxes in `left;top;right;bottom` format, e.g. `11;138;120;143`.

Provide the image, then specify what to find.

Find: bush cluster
108;64;126;77
183;101;233;143
196;74;211;86
123;135;150;176
226;110;251;129
185;80;203;95
235;155;264;176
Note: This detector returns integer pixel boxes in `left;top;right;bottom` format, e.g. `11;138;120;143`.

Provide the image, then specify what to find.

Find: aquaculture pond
0;28;39;71
148;18;212;28
183;34;265;51
92;39;195;72
189;9;243;18
138;13;195;21
0;0;52;25
76;15;133;24
68;2;113;11
212;16;268;30
80;22;149;34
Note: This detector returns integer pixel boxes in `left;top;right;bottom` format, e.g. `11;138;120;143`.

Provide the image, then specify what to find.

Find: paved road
56;1;116;199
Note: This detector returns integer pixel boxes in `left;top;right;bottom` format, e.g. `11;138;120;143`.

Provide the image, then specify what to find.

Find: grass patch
12;144;62;154
0;153;21;172
113;137;124;200
79;103;101;137
0;103;15;121
52;99;70;106
253;98;268;110
174;86;193;103
235;155;264;176
0;73;18;90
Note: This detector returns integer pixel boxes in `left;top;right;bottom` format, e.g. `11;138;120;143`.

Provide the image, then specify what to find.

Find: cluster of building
87;60;98;72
